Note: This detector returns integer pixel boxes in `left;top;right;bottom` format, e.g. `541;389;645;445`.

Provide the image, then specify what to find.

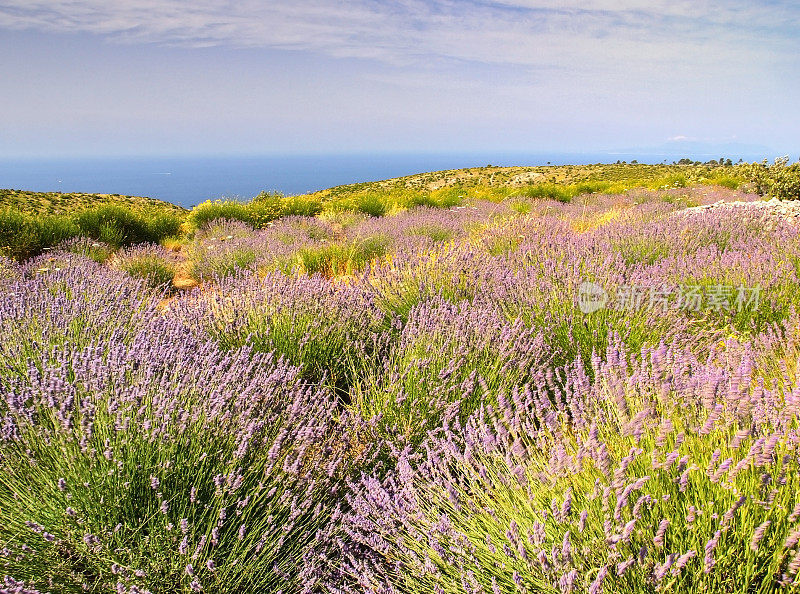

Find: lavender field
3;185;800;593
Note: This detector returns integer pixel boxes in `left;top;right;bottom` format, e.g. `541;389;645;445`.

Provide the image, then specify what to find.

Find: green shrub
188;200;254;230
355;194;388;217
280;195;324;217
73;206;139;246
412;189;465;209
652;173;688;189
282;235;392;277
189;193;310;230
286;245;336;276
249;192;286;226
0;210;79;260
38;216;81;249
74;205;181;247
0;209;40;259
520;183;573;202
144;211;183;240
574;181;613;195
709;175;741;190
742;157;800;200
120;259;175;288
0;205;167;259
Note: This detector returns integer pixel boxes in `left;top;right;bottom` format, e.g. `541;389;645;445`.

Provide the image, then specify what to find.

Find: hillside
300;162;744;200
0;188;187;216
0;162;759;216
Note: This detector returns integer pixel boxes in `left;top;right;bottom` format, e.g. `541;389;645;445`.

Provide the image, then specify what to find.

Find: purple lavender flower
751;521;771;551
654;554;677;581
722;495;747;525
704;530;722;573
621;519;637;543
616;558;635;576
578;510;588;533
785;529;800;550
653;519;669;548
558;569;578;593
686;506;697;524
673;550;696;574
588;566;608;594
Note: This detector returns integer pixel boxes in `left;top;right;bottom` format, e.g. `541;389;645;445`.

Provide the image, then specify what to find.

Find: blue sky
0;0;798;158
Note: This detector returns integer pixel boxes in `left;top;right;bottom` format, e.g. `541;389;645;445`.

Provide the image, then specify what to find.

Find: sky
0;0;798;158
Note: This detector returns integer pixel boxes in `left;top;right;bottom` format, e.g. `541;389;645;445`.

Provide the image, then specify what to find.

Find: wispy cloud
0;0;796;70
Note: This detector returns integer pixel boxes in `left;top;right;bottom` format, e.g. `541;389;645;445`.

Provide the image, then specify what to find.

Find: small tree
739;156;800;200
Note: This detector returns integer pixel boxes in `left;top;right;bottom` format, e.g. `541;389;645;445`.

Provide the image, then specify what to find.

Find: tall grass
278;235;392;277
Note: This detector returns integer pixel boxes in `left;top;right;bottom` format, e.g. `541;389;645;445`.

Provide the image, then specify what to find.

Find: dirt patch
507;171;544;186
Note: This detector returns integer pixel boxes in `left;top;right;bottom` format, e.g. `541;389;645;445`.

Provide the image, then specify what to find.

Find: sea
0;151;773;209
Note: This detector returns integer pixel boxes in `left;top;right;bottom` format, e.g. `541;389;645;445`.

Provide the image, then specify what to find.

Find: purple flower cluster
0;263;378;592
340;331;800;591
3;187;800;592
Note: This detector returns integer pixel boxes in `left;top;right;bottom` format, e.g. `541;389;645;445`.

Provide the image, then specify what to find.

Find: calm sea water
0;151;767;209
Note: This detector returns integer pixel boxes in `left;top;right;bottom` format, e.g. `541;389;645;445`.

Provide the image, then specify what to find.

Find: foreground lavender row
2;188;800;593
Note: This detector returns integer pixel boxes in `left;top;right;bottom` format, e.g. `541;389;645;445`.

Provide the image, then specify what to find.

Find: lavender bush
170;271;388;395
0;321;375;593
340;337;800;593
110;243;181;289
351;297;550;442
55;236;114;263
0;253;161;377
0;255;17;280
3;185;800;592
